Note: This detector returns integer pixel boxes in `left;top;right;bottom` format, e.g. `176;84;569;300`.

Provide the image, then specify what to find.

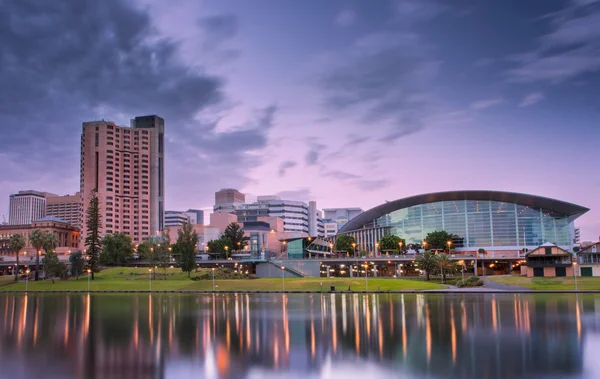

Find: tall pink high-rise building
80;115;165;245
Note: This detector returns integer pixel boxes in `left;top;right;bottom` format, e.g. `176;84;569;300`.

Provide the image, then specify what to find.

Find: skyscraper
80;115;165;244
8;190;48;225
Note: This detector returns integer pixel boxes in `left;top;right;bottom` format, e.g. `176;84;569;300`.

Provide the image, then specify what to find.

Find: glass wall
372;200;573;249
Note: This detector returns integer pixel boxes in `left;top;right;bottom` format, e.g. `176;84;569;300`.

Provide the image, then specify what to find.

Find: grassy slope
0;267;445;291
486;275;600;290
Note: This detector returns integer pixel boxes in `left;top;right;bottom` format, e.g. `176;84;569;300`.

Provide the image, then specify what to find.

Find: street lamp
25;269;30;292
87;269;91;292
573;261;578;291
281;266;285;291
329;243;333;256
364;263;369;291
352;243;356;257
422;241;428;251
148;268;152;292
398;242;403;255
211;267;215;290
447;240;452;253
224;245;229;258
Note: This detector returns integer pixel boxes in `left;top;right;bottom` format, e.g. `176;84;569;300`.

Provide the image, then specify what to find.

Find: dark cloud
318;31;440;140
0;0;271;211
278;160;297;177
507;1;600;83
198;14;239;41
304;138;326;166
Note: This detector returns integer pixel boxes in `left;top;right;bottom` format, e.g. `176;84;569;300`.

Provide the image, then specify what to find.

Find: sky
0;0;599;239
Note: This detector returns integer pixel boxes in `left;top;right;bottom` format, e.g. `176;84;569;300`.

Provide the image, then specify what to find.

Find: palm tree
415;251;439;281
223;223;249;252
8;234;26;281
43;233;58;255
29;229;46;281
435;253;457;282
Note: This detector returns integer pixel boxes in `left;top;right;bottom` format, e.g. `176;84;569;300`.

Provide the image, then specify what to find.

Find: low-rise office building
0;216;80;261
524;243;574;277
577;242;600;276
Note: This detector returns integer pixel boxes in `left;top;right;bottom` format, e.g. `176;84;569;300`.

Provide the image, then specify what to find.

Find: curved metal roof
339;190;589;233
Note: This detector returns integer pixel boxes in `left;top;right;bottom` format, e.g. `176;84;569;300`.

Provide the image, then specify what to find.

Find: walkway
482;278;530;291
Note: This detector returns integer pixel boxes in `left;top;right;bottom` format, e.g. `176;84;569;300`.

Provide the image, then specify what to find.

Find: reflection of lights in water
576;295;582;341
204;342;217;379
283;294;290;355
342;294;347;334
217;344;230;376
450;305;456;364
148;295;153;343
377;312;383;359
513;295;520;331
331;294;337;353
416;294;424;327
492;295;497;334
311;318;316;359
235;293;240;333
426;304;431;364
63;295;69;346
402;295;407;360
365;296;371;339
389;300;394;335
353;294;360;354
461;300;467;333
17;295;27;349
226;316;231;350
246;294;251;350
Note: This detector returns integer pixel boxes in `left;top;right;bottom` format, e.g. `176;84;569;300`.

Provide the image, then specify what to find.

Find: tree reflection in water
0;292;597;379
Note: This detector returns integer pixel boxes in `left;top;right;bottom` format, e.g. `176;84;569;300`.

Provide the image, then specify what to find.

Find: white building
322;207;363;230
235;196;324;236
164;209;204;227
8;190;49;225
323;221;338;238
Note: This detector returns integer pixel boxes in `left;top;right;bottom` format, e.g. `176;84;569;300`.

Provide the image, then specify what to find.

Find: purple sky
1;0;599;239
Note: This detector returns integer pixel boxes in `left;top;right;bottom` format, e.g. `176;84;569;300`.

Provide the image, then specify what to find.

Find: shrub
191;267;248;281
456;276;484;288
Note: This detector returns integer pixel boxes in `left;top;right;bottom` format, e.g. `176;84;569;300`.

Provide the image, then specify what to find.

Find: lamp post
375;242;380;257
573;261;578;291
329;243;333;257
447;240;452;253
398;241;403;255
423;241;428;251
87;269;91;292
148;268;152;292
364;263;368;291
281;266;285;291
25;269;30;292
224;245;229;259
212;268;215;291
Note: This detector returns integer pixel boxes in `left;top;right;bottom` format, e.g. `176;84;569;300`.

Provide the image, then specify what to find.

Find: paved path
483;278;530;291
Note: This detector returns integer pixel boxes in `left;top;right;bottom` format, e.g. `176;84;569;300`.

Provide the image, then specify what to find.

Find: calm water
0;293;599;379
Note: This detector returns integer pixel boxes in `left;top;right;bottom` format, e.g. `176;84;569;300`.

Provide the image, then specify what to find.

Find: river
0;293;598;378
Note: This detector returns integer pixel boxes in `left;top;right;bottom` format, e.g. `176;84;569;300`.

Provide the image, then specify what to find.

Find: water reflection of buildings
0;293;596;379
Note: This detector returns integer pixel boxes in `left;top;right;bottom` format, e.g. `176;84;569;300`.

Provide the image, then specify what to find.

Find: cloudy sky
1;0;599;239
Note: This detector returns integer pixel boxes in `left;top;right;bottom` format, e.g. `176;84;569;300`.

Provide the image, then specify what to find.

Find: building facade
577;242;600;276
338;191;588;257
46;192;83;229
323;207;363;229
524;243;574;277
80;115;165;245
8;190;48;225
235;196;314;235
0;216;80;261
163;209;204;227
214;189;245;213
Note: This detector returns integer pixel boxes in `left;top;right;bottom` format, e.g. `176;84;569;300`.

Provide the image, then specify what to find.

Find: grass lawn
486;275;600;290
0;267;445;292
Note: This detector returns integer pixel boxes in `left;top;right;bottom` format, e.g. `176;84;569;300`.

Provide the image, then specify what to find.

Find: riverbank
0;267;446;292
486;275;600;290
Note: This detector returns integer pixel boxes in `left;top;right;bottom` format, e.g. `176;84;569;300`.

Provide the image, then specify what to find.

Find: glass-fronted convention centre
338;191;589;254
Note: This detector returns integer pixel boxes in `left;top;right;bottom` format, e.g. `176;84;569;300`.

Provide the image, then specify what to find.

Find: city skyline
1;0;599;239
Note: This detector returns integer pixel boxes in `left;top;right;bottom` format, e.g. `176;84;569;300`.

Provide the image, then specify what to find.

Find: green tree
174;223;198;277
155;230;171;279
42;233;58;255
416;251;439;281
29;229;47;281
379;235;406;253
434;253;457;282
84;190;102;279
100;233;134;266
8;233;26;281
207;237;233;258
43;250;66;283
222;222;249;251
424;230;454;250
69;251;85;279
335;234;357;255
